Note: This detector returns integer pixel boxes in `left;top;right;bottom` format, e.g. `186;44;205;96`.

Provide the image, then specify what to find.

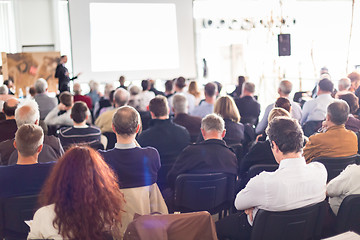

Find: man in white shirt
191;82;217;118
216;117;327;240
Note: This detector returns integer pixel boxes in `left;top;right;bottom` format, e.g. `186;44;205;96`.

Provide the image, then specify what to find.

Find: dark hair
39;146;124;240
175;77;186;89
3;100;18;116
112;106;141;136
275;97;291;113
109;90;115;103
29;87;36;96
266;117;303;154
204;82;217;97
339;93;359;114
327;100;349;125
149;96;168;117
59;91;73;107
71;102;88;123
165;80;174;92
238;76;246;86
141;80;149;91
318;78;334;92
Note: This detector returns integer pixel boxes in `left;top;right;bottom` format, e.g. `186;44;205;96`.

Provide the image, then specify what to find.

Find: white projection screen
68;0;196;82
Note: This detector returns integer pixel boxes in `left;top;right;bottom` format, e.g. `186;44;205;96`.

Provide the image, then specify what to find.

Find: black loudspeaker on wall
278;34;291;56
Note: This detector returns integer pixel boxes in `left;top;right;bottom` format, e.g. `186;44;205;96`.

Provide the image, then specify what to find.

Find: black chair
238;164;278;191
312;154;360;182
0;195;39;240
251;201;326;240
228;143;243;164
89;141;104;150
335;194;360;234
103;132;117;150
302;121;323;137
157;162;174;191
174;173;235;218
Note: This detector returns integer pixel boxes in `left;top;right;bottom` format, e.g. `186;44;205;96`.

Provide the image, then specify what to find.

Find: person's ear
221;129;226;138
37;144;43;153
135;124;140;134
13;140;17;149
150;111;155;119
201;128;206;139
112;124;116;134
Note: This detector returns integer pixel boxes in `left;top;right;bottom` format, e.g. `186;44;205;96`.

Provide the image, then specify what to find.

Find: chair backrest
335;194;360;234
103;132;117;150
228;143;243;162
313;154;360;182
251;201;326;240
247;164;278;180
302;121;323;137
0;195;39;239
174;173;235;215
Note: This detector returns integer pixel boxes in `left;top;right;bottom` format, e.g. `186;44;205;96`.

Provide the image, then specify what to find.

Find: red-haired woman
28;146;125;240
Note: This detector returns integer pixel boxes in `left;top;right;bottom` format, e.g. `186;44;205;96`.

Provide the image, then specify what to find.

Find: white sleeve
44;107;60;126
300;101;311;125
255;104;272;134
327;165;353;197
234;174;265;210
27;208;45;239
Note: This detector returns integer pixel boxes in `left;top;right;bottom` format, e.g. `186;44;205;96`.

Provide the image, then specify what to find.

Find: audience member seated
198;96;244;146
303;100;358;162
34;78;58;120
128;85;142;111
137;96;190;164
0;124;54;198
301;78;334;125
256;80;302;134
164;79;175;98
95;88;130;133
3;79;15;95
167;113;237;189
191;82;217;118
229;76;246;98
275;97;291;113
169;77;196;114
338;93;360;132
0;98;19;142
0;100;64;165
335;77;352;98
172;94;202;143
348;71;360;101
28;146;125;240
138;79;155;112
93;83;114;119
239;108;291;180
73;82;92;109
85;80;101;109
44;91;74;127
234;82;260;126
216;117;327;240
59;102;101;150
188;80;202;105
100;106;161;188
0;85;14;111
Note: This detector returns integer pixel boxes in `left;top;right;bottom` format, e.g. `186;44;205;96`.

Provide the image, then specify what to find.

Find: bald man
0;98;19;142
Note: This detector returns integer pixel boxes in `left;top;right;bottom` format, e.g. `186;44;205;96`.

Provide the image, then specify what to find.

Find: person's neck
5;115;15;120
116;134;136;145
279;93;289;98
242;92;253;97
277;151;302;163
205;96;215;104
174;111;187;117
17;154;38;165
317;90;331;96
153;116;169;120
73;121;87;127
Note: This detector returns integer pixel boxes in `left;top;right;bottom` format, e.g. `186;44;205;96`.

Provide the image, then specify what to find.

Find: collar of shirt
73;125;89;129
115;142;136;149
278;157;306;170
325;124;345;132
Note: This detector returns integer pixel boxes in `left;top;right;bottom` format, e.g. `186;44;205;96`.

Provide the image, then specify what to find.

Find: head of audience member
278;80;292;97
214;95;240;123
201;113;226;141
60;55;68;64
3;98;19;119
14;124;44;164
204;82;217;103
338;93;359;115
73;83;82;96
172;94;188;115
188;81;201;98
71;102;89;126
59;91;73;110
325;100;349;127
275;97;291;113
119;75;126;86
89;80;100;93
267;107;291;123
29;87;36;97
15;100;40;127
338;78;351;92
141;80;150;91
39;146;124;240
128;86;141;110
4;79;14;89
213;81;223;97
112;106;141;143
34;78;48;94
174;77;186;92
0;85;8;95
165;80;174;95
113;88;130;108
266;117;303;162
320;66;329;75
348;71;360;92
104;83;115;99
318;78;334;95
149;95;169;120
242;82;255;97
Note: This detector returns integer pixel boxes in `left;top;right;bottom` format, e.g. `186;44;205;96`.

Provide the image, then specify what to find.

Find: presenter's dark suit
55;64;77;92
167;139;237;189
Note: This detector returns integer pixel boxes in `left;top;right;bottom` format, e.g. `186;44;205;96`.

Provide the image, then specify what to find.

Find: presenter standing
55;55;81;93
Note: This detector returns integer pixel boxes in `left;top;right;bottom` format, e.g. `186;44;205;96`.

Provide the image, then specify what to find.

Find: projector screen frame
68;0;197;82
